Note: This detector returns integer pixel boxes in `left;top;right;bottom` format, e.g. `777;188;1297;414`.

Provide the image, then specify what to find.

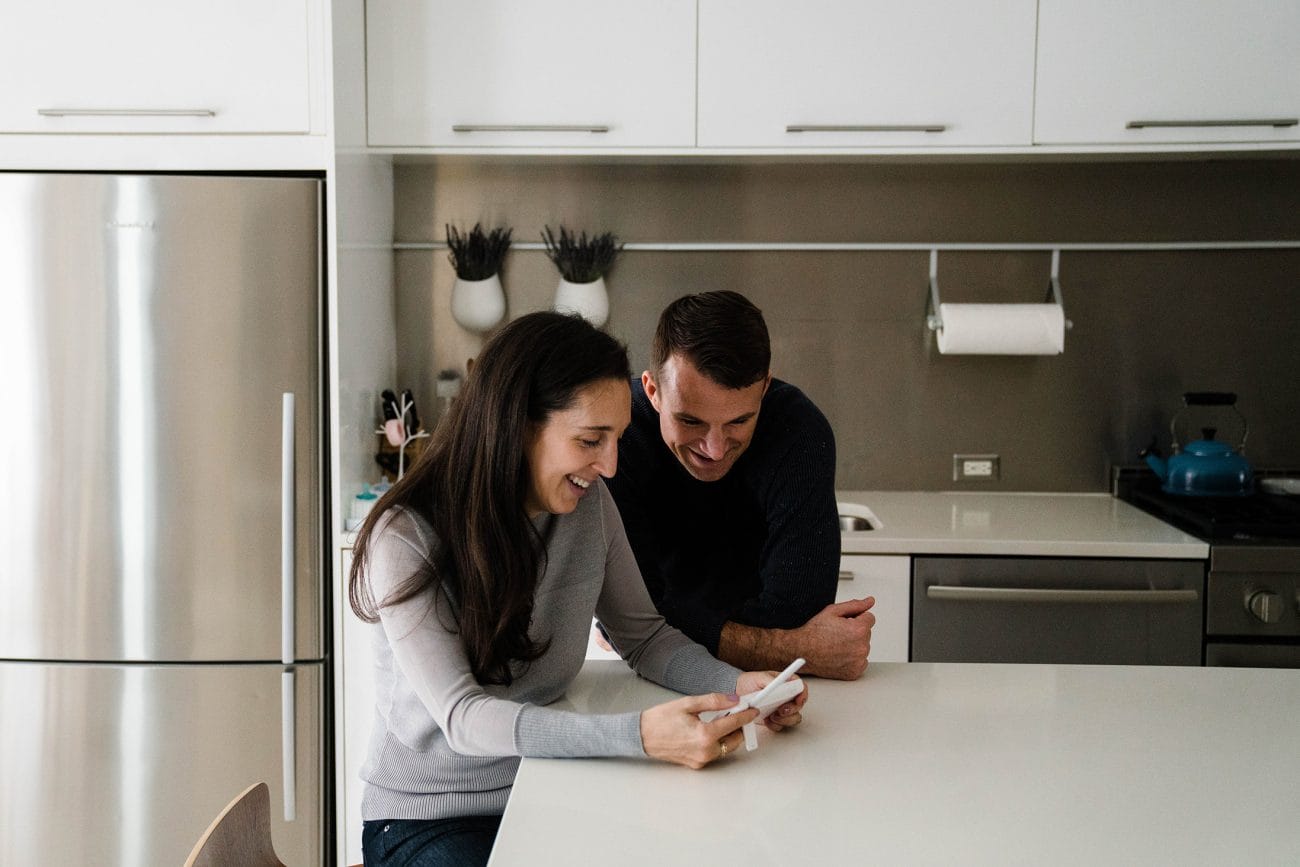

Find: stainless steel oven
1203;545;1300;668
1116;467;1300;669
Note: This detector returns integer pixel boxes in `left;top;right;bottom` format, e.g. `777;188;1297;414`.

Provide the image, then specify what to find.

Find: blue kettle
1142;392;1254;496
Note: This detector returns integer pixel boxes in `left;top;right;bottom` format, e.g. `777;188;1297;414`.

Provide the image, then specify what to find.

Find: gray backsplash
391;158;1300;491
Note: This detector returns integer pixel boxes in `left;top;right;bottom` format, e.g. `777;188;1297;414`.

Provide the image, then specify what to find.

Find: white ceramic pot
451;273;506;332
554;276;609;328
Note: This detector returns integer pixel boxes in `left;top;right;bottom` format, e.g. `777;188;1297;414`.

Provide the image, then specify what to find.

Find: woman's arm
371;510;645;759
372;505;772;768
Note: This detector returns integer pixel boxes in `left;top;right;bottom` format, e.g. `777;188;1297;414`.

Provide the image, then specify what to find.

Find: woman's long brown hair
348;312;630;685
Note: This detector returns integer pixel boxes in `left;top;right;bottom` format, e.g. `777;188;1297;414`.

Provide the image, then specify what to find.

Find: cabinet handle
37;107;217;117
838;570;855;581
1126;118;1298;130
926;585;1199;604
786;124;947;133
451;124;610;133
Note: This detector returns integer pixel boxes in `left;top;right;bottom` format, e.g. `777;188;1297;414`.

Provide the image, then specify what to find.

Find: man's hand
717;596;875;680
791;597;875;680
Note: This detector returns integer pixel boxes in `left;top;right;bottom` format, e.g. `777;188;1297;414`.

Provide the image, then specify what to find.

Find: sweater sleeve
592;483;742;696
369;510;649;759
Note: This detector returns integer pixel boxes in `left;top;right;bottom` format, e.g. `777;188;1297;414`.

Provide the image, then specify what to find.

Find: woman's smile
524;378;631;516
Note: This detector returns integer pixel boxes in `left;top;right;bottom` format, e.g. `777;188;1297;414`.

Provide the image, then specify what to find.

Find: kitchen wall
390;158;1300;491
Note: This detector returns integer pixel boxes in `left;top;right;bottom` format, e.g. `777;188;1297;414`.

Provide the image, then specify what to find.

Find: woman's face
524;377;631;516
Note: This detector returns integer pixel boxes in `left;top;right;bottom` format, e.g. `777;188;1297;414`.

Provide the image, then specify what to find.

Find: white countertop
344;492;1208;558
491;661;1300;866
836;490;1208;558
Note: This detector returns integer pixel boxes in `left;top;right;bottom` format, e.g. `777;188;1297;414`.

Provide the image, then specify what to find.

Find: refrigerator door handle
282;668;297;822
281;394;297;823
281;393;296;665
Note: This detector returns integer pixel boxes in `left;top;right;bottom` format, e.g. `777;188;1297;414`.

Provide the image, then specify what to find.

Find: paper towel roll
936;303;1065;355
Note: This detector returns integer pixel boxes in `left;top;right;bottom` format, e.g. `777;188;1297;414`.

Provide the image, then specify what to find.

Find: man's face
643;354;770;482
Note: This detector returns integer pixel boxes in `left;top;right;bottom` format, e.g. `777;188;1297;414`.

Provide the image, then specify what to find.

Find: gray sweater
359;479;742;821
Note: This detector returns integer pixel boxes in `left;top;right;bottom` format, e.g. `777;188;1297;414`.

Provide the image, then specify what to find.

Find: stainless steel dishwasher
911;557;1205;664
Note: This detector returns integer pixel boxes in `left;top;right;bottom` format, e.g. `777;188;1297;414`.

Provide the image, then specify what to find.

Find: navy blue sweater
606;377;840;654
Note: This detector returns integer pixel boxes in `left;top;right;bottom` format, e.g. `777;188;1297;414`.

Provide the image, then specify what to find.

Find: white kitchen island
490;661;1300;866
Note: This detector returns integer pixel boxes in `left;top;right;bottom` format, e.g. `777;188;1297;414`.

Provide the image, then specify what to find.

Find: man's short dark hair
651;291;771;389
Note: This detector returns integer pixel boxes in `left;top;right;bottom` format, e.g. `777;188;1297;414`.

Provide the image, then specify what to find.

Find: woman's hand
736;670;809;732
640;693;759;769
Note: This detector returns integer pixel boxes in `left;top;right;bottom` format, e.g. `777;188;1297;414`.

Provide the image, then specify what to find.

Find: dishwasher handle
926;585;1199;604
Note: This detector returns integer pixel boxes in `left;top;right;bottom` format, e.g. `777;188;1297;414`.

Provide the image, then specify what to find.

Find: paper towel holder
925;248;1074;332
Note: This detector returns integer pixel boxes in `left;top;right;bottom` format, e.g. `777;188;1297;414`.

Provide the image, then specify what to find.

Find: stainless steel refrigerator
0;173;326;865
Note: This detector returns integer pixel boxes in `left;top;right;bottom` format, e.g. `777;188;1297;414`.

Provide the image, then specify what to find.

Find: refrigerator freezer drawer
0;660;323;866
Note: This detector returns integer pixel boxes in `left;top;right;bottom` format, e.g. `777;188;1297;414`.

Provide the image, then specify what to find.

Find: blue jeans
362;816;501;867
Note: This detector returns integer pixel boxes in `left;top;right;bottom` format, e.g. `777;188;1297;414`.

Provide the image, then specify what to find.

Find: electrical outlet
954;454;1000;481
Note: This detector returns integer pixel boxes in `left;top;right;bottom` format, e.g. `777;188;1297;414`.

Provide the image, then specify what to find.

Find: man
606;291;874;679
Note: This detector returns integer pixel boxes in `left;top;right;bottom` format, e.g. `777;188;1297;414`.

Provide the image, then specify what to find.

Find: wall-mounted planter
450;273;506;332
554;276;609;328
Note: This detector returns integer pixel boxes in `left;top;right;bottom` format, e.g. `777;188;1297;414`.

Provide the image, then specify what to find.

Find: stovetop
1113;467;1300;545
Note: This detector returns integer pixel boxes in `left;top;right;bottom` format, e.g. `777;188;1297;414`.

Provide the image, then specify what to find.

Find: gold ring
719;740;729;758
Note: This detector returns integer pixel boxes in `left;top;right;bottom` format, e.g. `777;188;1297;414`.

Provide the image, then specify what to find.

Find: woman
350;312;807;866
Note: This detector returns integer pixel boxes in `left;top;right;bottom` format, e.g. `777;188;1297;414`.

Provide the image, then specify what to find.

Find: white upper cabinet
0;1;314;135
365;0;696;149
697;0;1037;149
1035;1;1300;145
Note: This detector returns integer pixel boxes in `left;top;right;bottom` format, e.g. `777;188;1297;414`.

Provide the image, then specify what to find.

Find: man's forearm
716;598;875;680
716;621;798;672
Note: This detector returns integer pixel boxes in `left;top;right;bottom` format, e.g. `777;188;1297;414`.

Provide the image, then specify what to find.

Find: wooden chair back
184;781;286;867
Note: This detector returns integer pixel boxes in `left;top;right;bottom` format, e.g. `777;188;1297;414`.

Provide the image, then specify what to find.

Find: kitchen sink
837;501;881;532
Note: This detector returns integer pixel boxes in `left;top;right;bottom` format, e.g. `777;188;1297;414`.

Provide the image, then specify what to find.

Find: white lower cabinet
338;547;372;866
838;555;911;663
585;618;622;661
